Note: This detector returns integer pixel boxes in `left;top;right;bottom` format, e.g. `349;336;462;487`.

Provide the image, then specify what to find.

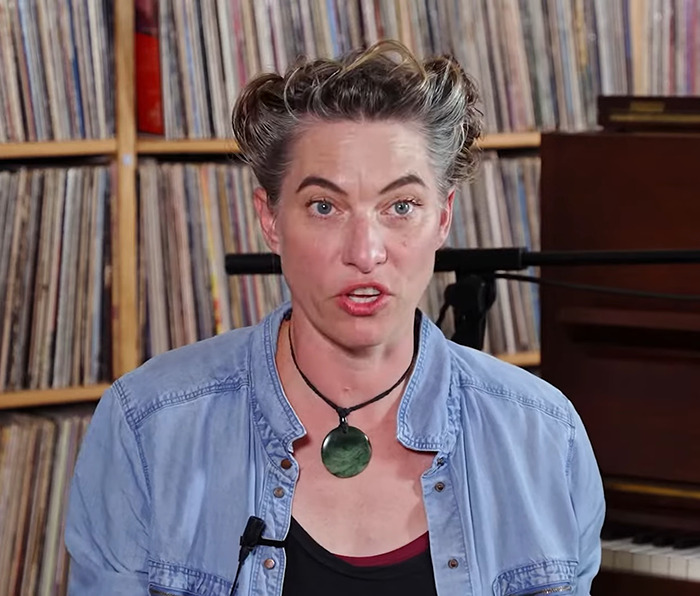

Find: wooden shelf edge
604;477;700;501
0;139;118;159
478;131;541;149
136;132;541;155
494;350;540;367
0;383;110;410
137;138;239;154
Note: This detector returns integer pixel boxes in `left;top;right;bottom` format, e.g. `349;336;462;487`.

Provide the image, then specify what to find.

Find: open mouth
346;288;382;303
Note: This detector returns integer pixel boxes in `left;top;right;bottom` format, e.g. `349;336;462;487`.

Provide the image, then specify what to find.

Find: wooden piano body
539;131;700;595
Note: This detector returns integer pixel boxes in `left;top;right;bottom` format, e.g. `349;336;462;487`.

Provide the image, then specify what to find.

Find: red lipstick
336;283;390;316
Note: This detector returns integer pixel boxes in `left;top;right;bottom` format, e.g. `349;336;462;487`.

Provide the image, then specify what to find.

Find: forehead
284;119;436;191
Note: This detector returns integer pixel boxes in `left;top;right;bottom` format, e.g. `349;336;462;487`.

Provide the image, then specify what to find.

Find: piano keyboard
601;530;700;582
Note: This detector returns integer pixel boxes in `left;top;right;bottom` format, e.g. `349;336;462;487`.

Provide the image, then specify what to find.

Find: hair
231;40;483;205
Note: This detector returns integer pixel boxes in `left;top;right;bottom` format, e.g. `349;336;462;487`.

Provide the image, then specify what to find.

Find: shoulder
111;325;258;426
445;340;574;428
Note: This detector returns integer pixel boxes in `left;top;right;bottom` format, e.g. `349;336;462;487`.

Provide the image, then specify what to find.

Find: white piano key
601;538;634;570
685;549;700;581
614;546;635;571
613;540;658;572
668;545;700;580
601;532;700;582
649;544;677;577
629;542;658;574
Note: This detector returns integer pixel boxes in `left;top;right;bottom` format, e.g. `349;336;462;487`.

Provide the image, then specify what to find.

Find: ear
253;187;280;253
436;188;455;248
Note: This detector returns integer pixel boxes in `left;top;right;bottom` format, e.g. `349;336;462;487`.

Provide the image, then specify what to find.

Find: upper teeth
350;288;380;296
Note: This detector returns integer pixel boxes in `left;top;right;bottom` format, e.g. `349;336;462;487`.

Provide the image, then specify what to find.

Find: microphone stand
225;248;700;350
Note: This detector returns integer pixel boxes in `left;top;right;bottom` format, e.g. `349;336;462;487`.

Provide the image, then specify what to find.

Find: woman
66;41;604;595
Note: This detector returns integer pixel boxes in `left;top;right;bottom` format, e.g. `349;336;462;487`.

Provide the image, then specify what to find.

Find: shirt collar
250;302;457;454
397;313;458;453
250;303;306;451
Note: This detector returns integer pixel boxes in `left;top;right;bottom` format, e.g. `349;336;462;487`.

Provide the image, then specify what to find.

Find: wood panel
540;131;700;485
114;1;139;376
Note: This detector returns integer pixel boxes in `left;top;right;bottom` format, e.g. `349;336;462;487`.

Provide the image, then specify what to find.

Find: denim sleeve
567;404;606;595
65;382;150;595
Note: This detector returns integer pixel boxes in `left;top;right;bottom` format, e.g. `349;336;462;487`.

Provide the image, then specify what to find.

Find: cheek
394;231;438;269
283;229;331;258
396;218;444;251
278;221;336;277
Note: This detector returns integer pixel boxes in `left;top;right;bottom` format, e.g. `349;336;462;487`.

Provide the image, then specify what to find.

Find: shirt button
448;558;459;569
273;487;285;498
434;481;445;492
281;458;292;470
263;558;276;569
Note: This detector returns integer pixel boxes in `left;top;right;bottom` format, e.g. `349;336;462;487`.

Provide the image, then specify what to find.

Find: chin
332;306;409;348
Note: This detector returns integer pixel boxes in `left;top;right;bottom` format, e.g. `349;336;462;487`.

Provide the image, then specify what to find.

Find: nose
341;215;387;273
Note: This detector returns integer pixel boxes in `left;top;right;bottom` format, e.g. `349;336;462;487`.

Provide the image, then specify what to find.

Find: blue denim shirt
66;303;604;596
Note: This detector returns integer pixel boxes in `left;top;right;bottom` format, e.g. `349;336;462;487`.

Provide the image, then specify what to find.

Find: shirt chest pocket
492;559;577;596
150;588;199;596
148;561;232;596
149;581;231;596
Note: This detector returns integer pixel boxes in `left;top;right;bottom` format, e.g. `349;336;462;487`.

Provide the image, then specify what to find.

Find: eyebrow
296;176;347;195
295;173;426;195
379;173;426;194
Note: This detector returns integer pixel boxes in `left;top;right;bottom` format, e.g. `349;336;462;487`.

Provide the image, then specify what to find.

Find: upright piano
539;130;700;595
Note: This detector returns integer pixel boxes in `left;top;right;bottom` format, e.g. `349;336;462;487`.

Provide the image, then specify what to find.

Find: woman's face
255;119;453;350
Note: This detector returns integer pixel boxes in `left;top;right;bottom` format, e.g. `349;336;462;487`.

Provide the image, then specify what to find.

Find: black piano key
600;523;636;541
652;532;676;547
632;529;657;544
672;534;700;550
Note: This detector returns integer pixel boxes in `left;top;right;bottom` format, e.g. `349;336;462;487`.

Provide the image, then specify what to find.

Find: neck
283;313;417;410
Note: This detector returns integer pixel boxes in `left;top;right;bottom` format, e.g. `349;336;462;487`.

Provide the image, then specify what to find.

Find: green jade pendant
321;420;372;478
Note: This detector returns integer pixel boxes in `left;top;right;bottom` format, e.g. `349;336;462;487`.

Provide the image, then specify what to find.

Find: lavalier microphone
230;516;285;596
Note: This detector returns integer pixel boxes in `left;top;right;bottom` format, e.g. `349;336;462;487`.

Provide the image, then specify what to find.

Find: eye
310;200;334;216
392;200;414;216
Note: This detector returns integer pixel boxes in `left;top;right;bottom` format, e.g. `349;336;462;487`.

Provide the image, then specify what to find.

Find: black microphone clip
231;516;285;596
239;516;286;561
239;516;266;562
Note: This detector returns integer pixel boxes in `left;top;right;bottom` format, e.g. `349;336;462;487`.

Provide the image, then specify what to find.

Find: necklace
285;311;420;478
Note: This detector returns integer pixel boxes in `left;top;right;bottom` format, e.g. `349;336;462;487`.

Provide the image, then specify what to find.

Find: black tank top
282;518;439;596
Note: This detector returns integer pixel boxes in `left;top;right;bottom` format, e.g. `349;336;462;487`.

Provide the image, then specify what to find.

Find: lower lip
337;293;389;316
